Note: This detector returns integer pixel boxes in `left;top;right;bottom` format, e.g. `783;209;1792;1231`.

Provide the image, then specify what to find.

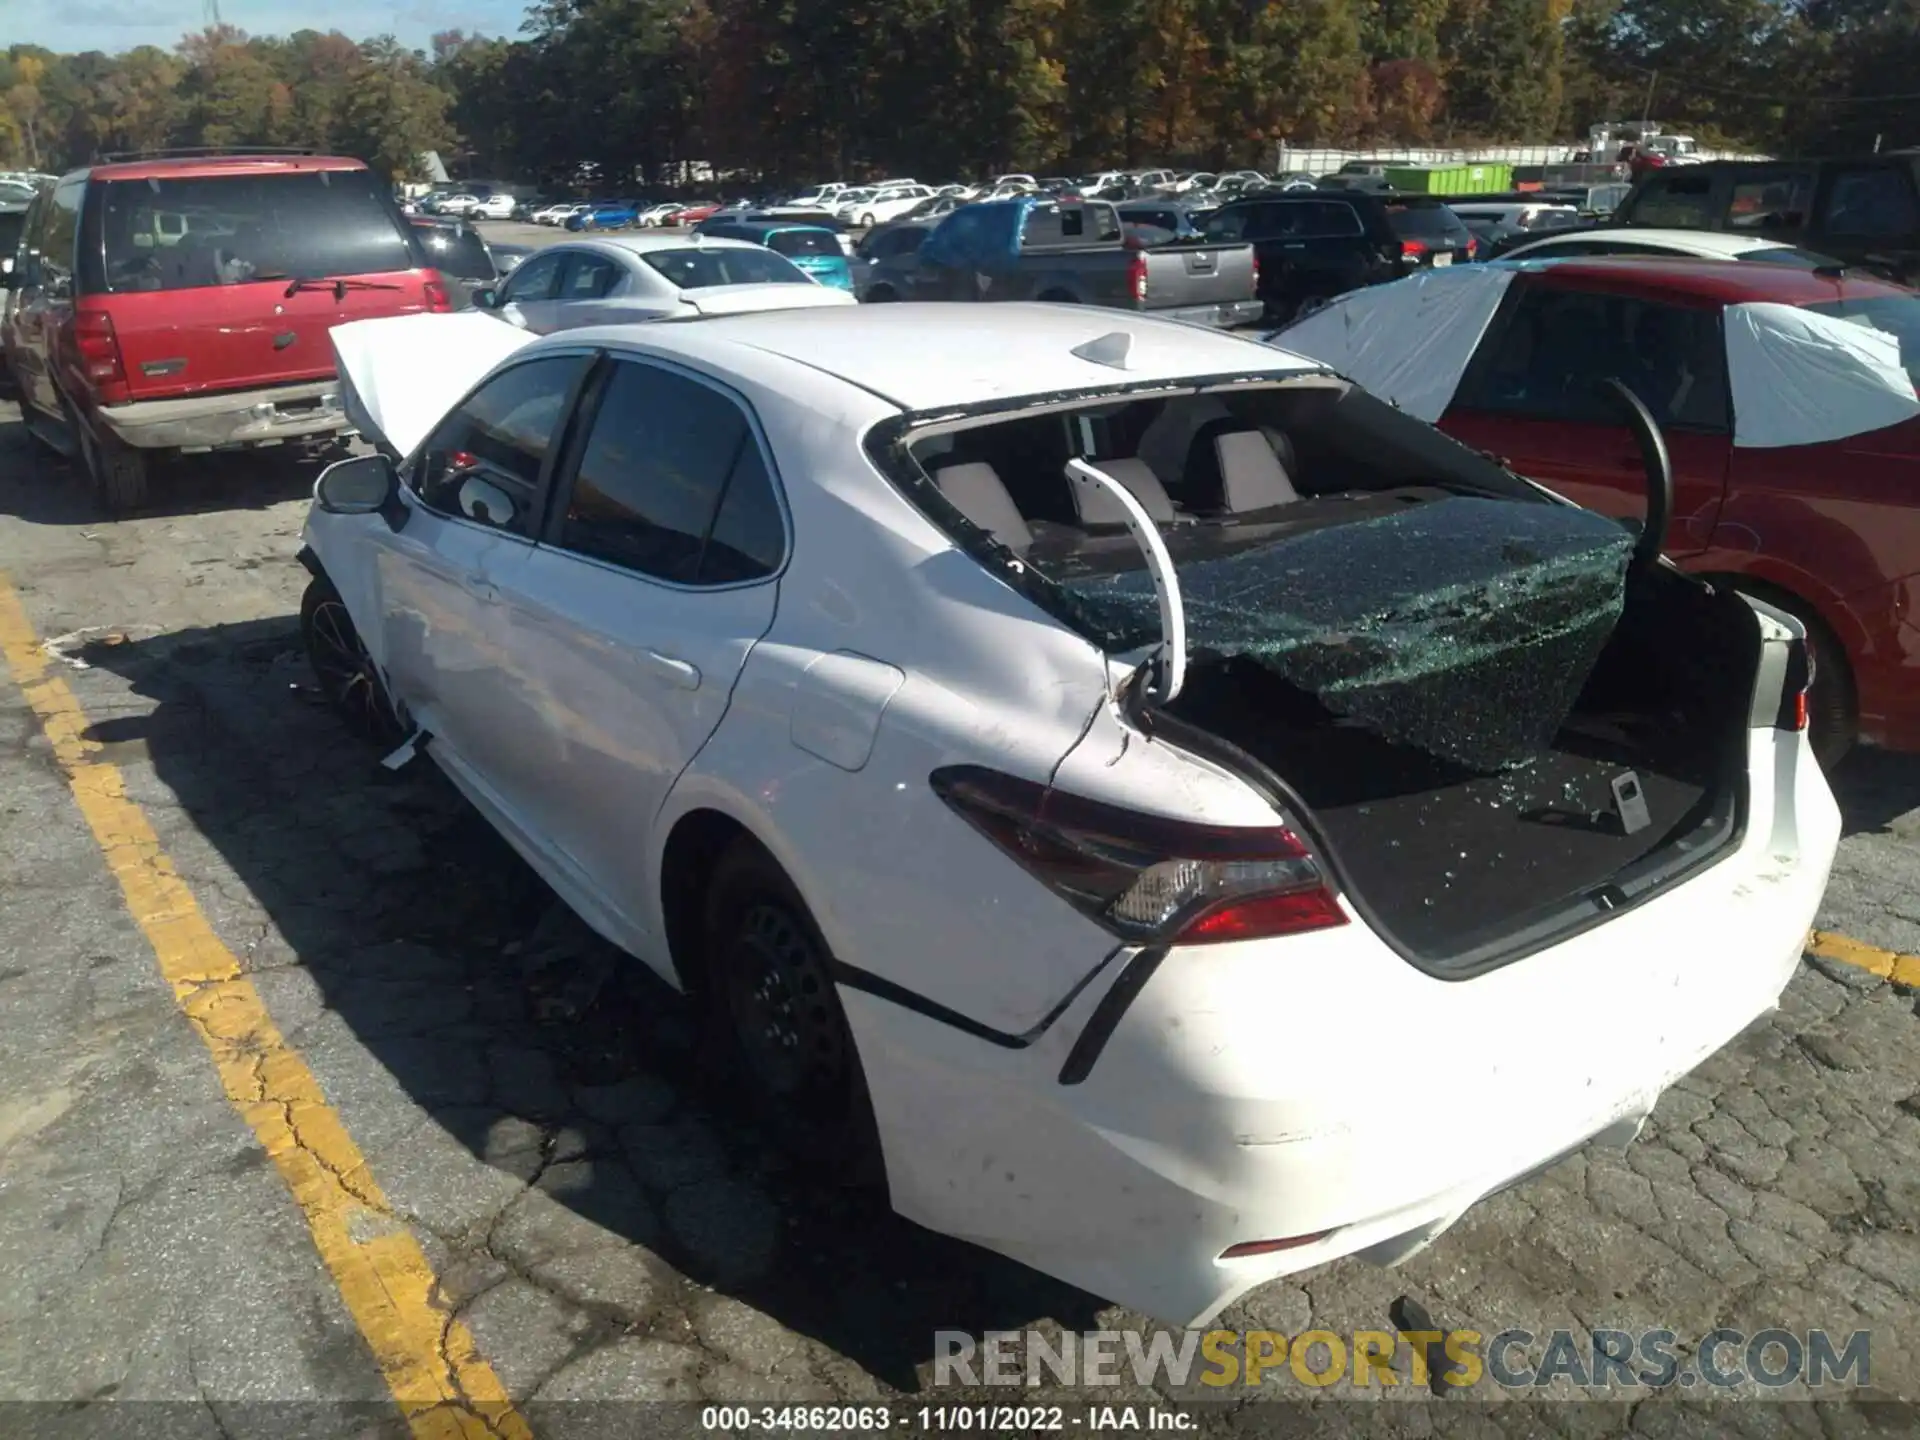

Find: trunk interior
1165;565;1764;972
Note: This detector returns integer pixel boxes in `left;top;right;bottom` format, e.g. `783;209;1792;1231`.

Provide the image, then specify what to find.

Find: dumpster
1384;163;1514;195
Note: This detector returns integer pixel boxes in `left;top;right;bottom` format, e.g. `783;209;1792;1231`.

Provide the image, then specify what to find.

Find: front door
1439;279;1733;552
492;249;568;333
492;355;785;934
376;351;591;808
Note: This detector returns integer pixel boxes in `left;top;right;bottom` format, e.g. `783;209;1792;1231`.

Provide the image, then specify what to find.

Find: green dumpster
1383;163;1513;195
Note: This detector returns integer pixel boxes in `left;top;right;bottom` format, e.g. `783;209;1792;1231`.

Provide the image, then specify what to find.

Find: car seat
1062;457;1177;526
930;460;1033;553
1181;419;1302;513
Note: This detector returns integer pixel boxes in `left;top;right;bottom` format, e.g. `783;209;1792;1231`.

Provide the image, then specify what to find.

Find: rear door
1439;278;1733;550
91;167;433;399
548;250;630;330
495;355;785;932
494;249;568;333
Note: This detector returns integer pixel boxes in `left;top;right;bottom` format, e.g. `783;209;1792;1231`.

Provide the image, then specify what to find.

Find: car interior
902;378;1529;576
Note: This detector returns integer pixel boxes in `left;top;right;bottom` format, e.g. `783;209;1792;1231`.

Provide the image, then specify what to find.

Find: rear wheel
68;399;149;512
864;285;897;303
1038;289;1077;303
701;839;882;1182
300;576;407;747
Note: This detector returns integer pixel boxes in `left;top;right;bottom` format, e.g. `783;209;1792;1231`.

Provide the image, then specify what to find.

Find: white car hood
330;311;537;459
682;284;856;316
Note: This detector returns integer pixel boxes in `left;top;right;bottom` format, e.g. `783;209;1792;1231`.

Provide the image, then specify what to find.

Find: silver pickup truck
862;198;1263;327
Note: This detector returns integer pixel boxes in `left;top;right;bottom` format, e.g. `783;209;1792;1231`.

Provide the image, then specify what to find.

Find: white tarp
1723;301;1920;449
330;310;537;460
1266;265;1515;422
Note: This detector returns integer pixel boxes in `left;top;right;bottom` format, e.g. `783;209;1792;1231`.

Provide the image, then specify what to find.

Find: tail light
1250;249;1261;291
424;278;453;313
1128;250;1149;304
1466;235;1478;259
1776;636;1813;733
73;308;128;397
931;766;1347;945
1400;238;1428;260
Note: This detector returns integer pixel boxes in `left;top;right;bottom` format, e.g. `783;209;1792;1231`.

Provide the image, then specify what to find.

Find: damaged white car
301;303;1838;1327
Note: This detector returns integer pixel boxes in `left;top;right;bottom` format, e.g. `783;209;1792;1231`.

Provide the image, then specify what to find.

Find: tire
1732;583;1857;770
300;576;408;747
701;839;883;1183
864;286;897;303
68;399;149;512
861;213;877;228
1038;289;1077;304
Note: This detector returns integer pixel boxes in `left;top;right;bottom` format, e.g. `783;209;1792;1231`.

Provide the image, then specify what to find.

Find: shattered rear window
1062;496;1635;771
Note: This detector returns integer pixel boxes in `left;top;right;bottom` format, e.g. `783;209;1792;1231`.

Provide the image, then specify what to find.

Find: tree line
4;2;1917;188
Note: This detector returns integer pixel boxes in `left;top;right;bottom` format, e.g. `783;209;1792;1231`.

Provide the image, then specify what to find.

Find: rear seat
931;461;1033;553
1182;422;1302;514
1062;457;1178;526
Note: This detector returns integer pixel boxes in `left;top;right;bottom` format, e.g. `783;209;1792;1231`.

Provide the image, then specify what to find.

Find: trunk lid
683;283;858;317
1141;241;1257;309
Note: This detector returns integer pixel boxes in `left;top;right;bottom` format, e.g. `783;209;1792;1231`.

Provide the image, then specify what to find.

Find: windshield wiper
284;275;403;300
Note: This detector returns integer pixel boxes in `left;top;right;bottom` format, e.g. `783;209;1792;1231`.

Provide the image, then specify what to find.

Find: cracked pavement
0;396;1917;1438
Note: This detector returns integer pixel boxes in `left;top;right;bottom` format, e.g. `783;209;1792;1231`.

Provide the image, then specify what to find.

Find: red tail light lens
1400;239;1428;259
1777;636;1813;733
424;278;452;313
932;766;1347;946
1466;236;1479;259
1128;251;1149;304
73;308;128;394
1249;249;1261;291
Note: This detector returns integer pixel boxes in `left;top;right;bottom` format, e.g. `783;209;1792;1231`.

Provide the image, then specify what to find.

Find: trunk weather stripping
1065;457;1186;703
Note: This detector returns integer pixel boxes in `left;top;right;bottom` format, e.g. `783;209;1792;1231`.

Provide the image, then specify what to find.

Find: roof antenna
1071;331;1134;370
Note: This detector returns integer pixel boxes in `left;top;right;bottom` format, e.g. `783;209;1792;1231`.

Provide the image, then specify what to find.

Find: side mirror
315;453;398;515
473;286;498;309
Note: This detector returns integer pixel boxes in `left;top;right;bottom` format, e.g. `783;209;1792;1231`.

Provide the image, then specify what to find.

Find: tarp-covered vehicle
1272;258;1920;765
302;303;1836;1328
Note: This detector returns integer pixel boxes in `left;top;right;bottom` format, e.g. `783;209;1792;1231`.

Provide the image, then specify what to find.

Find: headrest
1064;457;1176;526
932;461;1033;553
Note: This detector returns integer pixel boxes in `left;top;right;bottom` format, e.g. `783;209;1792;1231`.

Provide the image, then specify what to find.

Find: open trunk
1162;563;1762;973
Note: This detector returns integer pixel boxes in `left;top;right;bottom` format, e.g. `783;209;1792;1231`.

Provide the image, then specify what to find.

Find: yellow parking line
0;575;532;1440
1807;929;1920;988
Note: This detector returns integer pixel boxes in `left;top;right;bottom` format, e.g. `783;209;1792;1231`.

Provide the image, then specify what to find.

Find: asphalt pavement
0;380;1917;1439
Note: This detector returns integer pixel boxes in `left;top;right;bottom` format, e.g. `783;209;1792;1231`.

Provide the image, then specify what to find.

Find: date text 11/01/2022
700;1407;1196;1432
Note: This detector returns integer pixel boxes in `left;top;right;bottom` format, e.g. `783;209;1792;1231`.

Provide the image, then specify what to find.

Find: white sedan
843;186;935;227
1498;225;1845;267
305;303;1836;1328
472;234;854;334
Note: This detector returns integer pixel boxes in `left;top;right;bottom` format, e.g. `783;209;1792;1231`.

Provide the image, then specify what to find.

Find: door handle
459;572;499;603
642;650;701;690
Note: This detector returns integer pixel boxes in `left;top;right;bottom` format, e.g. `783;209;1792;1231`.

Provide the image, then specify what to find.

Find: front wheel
300;576;407;747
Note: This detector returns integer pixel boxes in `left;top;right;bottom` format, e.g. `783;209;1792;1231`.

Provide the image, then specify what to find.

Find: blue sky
8;0;531;55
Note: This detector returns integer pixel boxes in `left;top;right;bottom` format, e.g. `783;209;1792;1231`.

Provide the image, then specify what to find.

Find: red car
1;151;451;510
1279;258;1920;764
666;202;723;226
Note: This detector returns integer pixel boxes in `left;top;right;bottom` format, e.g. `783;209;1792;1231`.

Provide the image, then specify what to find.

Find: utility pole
204;0;223;27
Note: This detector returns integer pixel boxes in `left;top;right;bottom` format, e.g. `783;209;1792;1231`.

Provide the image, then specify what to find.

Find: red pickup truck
1;151;451;509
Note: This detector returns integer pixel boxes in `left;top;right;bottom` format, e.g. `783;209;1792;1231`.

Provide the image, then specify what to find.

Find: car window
1299;201;1364;238
39;180;82;290
557;361;785;585
562;253;623;299
871;226;928;259
641;247;809;288
415;355;589;533
1820;168;1920;239
413;223;494;281
1627;173;1715;228
96;169;412;294
1727;170;1815;231
1386;203;1471;241
766;229;840;259
1202;206;1252;241
1456;288;1730;431
502;251;565;302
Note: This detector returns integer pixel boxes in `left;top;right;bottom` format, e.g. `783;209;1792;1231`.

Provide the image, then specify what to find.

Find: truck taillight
1400;238;1428;260
74;309;128;393
1128;250;1148;304
424;278;452;313
932;766;1347;946
1249;249;1260;291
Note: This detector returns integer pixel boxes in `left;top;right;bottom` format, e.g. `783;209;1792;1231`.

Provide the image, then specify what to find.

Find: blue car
566;199;640;232
696;221;854;290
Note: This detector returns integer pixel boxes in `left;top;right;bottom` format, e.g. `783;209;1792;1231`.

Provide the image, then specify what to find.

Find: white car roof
551;234;776;259
1508;228;1792;259
545;303;1319;411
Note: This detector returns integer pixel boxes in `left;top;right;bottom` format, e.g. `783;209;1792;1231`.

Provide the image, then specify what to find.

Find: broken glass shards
1066;496;1636;771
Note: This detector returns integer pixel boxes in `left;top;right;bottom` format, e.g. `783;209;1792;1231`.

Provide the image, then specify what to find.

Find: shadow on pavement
0;414;328;525
1827;745;1920;839
70;614;1108;1394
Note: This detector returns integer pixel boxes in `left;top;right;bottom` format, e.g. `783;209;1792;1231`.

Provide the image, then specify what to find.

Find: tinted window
1727;170;1814;231
413;223;494;281
1805;296;1920;386
869;225;929;258
1820;169;1920;238
0;209;26;270
1298;201;1363;238
416;356;588;533
1628;173;1714;228
559;362;783;585
641;247;808;287
766;229;839;258
563;253;623;298
1457;289;1729;431
502;251;565;302
1202;206;1253;241
1386;203;1470;240
98;169;412;294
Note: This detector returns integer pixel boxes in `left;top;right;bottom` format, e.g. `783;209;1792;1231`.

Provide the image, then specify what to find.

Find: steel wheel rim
723;902;845;1107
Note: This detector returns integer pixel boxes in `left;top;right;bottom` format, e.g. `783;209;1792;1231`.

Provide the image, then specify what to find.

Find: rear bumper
96;381;349;450
848;725;1839;1327
1156;298;1265;328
